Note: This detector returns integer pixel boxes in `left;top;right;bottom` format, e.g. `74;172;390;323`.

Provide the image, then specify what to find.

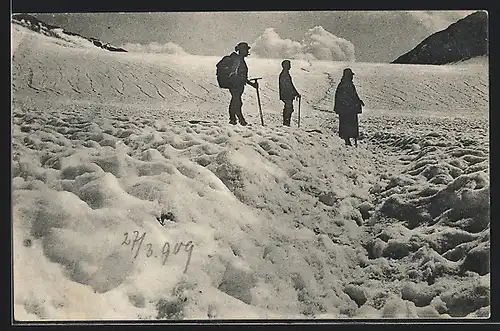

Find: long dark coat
333;77;364;139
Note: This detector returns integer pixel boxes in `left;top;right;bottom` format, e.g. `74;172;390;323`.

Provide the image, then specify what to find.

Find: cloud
249;28;305;59
303;26;355;61
250;26;355;62
121;41;188;54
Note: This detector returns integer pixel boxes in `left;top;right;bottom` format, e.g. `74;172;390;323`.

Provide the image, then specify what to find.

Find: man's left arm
290;76;300;98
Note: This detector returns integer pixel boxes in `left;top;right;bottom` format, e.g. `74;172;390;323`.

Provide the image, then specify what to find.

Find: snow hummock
12;22;489;320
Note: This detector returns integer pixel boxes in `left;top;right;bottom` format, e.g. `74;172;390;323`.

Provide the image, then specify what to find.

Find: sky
31;11;476;63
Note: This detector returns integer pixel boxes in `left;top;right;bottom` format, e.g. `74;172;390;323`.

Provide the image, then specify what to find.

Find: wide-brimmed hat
235;42;251;51
343;68;354;76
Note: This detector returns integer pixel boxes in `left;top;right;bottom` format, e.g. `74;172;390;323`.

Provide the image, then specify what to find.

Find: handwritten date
122;231;194;273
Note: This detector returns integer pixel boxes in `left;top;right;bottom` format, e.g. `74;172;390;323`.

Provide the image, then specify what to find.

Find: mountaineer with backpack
216;42;259;126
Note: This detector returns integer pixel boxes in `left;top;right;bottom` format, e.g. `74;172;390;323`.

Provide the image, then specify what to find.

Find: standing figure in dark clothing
334;68;365;147
278;60;301;126
226;42;259;126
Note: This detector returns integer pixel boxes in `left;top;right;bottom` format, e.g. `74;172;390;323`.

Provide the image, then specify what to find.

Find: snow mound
12;105;490;319
11;108;367;319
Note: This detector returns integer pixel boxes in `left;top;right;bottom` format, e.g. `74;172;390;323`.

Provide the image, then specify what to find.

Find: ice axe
249;77;264;126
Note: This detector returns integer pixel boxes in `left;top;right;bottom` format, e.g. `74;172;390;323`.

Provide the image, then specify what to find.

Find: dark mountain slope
392;11;487;65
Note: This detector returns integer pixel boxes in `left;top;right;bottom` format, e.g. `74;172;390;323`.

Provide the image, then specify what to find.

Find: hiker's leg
229;89;238;124
283;100;293;126
344;138;351;146
287;100;294;126
234;86;246;124
284;112;291;126
282;101;287;125
354;138;358;147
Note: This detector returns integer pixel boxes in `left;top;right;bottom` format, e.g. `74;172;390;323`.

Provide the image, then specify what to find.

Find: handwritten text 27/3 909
122;231;194;273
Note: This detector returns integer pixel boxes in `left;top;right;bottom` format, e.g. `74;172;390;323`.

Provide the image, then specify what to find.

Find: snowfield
11;23;490;320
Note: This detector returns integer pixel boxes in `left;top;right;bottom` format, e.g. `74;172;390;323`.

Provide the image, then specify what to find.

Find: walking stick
249;78;264;126
298;96;302;128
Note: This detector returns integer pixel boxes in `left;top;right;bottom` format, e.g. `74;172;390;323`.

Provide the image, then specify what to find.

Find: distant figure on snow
279;60;301;126
216;42;259;126
334;68;364;147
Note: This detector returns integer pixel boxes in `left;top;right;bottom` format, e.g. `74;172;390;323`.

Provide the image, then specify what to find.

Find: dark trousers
282;99;294;126
229;85;246;124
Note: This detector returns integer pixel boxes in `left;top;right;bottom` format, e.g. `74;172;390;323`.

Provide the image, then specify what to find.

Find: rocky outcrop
12;13;128;53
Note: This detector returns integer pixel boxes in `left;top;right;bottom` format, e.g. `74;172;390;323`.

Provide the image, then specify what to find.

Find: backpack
216;55;237;89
